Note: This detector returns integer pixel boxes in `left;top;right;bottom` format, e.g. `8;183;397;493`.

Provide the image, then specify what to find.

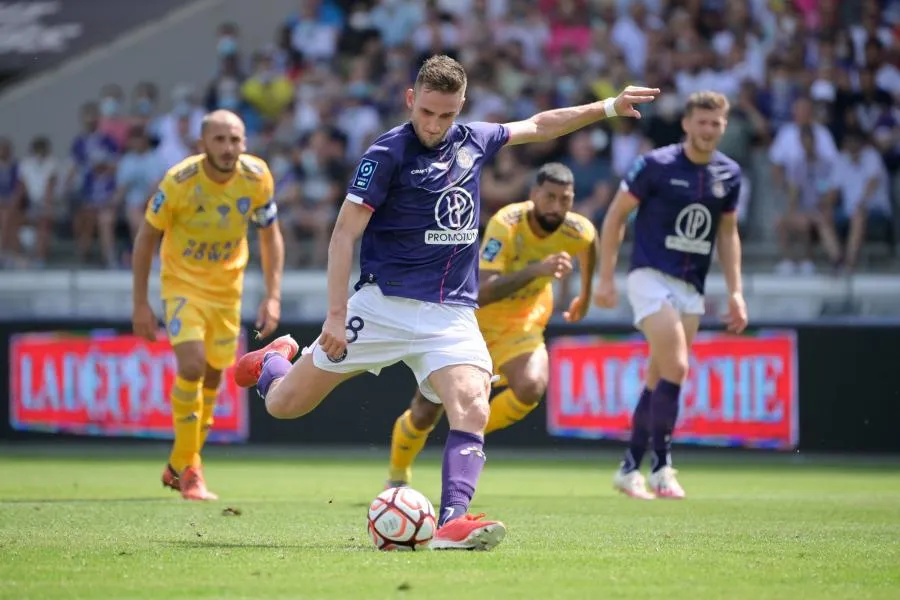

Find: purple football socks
622;387;652;472
650;379;681;472
438;430;486;527
256;352;291;398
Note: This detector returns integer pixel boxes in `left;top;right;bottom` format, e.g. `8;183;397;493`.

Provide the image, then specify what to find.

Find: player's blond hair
684;91;730;116
415;55;467;95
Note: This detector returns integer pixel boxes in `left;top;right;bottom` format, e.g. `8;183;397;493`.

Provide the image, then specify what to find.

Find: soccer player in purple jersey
234;55;659;549
595;91;748;500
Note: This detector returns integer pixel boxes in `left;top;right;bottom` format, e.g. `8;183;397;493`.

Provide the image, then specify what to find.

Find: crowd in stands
0;0;899;276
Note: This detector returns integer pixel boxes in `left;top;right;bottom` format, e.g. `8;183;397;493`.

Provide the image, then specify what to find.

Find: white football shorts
306;284;492;403
626;267;705;328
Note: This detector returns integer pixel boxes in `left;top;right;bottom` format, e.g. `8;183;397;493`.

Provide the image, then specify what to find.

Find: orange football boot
179;466;218;501
233;334;300;388
161;464;180;492
430;513;506;551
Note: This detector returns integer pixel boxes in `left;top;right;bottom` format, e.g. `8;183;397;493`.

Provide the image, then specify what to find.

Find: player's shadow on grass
160;539;366;551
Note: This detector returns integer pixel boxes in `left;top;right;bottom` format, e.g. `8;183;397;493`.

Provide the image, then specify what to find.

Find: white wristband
603;97;617;118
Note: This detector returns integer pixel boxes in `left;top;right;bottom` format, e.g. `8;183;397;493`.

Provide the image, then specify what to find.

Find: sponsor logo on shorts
327;349;348;363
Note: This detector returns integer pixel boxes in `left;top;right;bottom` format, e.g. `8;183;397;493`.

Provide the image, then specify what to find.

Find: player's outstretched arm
132;219;163;341
318;200;373;360
256;223;285;339
594;189;639;309
504;86;660;146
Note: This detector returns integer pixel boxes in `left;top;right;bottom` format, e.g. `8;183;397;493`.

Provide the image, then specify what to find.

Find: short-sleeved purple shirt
346;121;509;307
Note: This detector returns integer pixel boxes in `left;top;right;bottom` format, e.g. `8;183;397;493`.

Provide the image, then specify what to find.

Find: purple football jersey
622;143;742;294
346;121;509;307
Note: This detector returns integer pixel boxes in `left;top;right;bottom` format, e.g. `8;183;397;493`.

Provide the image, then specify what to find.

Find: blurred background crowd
1;0;899;276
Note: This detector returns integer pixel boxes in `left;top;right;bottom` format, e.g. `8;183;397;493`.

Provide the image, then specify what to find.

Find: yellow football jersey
145;154;277;307
476;201;596;331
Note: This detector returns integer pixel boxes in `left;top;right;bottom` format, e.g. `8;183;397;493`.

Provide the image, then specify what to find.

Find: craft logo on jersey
426;186;478;245
666;203;712;255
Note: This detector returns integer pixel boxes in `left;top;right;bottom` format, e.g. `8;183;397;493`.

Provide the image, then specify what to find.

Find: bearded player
132;110;285;501
385;162;598;489
233;55;658;549
594;91;747;500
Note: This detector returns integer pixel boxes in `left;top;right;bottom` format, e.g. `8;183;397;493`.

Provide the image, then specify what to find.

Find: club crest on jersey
426;186;478;245
456;147;474;170
236;196;251;214
666;202;712;255
711;181;726;198
352;158;378;190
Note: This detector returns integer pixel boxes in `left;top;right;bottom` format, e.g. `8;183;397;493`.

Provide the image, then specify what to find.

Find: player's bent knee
510;376;548;405
177;356;206;382
410;395;442;430
458;399;490;433
203;365;223;389
659;358;689;384
446;388;490;433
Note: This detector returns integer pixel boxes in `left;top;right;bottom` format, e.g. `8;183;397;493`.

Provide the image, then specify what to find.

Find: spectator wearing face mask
155;84;205;153
215;22;242;68
130;82;163;144
206;54;246;113
65;102;119;204
97;84;131;148
17;136;59;267
114;126;166;245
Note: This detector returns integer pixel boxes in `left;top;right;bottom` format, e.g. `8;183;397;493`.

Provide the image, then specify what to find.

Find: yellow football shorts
481;324;546;389
162;295;241;371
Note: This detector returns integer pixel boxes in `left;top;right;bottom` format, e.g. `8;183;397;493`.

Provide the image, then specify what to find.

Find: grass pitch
0;444;898;600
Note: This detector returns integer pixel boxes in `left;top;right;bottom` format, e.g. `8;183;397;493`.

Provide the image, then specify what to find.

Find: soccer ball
367;487;436;551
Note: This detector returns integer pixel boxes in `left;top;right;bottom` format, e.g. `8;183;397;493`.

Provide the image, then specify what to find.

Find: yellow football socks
485;388;537;434
388;410;434;483
168;376;203;473
199;387;218;452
